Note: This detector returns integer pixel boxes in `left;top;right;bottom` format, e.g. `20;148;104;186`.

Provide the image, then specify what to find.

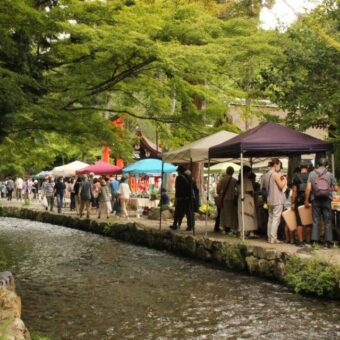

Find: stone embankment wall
0;271;31;340
1;206;339;299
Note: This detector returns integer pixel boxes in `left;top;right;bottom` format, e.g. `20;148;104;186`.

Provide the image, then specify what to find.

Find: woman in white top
119;177;131;218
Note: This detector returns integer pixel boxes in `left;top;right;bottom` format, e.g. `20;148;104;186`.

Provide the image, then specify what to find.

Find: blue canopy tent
33;170;51;179
122;158;176;175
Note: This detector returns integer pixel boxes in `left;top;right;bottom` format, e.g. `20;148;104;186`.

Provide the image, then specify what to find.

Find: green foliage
220;243;247;270
285;256;340;297
0;0;284;174
258;0;340;176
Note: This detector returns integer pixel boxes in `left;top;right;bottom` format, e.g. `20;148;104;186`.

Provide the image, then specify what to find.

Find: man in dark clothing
6;177;14;201
291;162;311;246
305;158;338;248
169;166;195;231
54;177;66;213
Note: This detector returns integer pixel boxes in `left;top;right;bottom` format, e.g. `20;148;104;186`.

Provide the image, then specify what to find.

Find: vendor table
128;198;159;210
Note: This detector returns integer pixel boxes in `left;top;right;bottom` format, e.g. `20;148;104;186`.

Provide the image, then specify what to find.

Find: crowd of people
0;157;338;248
0;173;132;219
212;157;338;248
0;177;39;201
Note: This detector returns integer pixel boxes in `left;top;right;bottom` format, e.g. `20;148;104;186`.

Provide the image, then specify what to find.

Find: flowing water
1;217;340;339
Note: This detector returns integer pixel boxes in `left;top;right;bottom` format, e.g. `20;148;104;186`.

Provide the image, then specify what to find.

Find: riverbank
1;201;340;299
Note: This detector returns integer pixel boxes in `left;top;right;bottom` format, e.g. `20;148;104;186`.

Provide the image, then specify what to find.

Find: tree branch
64;106;177;123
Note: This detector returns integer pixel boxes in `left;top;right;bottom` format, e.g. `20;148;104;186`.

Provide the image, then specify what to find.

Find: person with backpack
291;162;311;246
305;158;338;248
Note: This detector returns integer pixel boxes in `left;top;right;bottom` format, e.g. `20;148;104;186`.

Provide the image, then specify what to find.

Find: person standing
238;166;257;238
91;178;101;214
15;177;23;200
169;166;194;231
291;162;312;246
32;180;39;200
41;177;55;211
119;177;131;219
305;158;338;248
264;158;287;244
73;177;82;212
23;178;33;204
6;177;14;201
79;176;92;218
217;166;237;234
98;179;112;219
54;177;66;213
109;176;120;214
68;177;76;211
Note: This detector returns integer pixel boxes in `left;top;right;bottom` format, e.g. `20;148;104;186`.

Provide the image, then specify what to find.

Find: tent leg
159;159;164;231
331;153;335;177
240;152;245;242
205;159;210;237
190;158;195;236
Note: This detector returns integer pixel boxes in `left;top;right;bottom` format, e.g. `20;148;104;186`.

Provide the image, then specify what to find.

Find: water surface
0;217;340;339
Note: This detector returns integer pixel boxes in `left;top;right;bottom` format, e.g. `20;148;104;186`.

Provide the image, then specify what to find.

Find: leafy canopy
0;0;282;174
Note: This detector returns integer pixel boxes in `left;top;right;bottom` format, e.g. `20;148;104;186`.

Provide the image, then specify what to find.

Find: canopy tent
76;161;122;176
122;158;176;175
209;122;333;159
208;122;334;241
33;170;51;179
204;161;240;174
51;161;89;177
163;130;237;163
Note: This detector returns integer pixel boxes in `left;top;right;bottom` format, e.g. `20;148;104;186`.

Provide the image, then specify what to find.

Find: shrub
285;256;339;297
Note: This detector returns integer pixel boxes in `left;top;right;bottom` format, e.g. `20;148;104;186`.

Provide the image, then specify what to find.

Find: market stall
122;158;176;211
51;161;89;177
209;122;334;240
76;161;122;176
162;130;238;234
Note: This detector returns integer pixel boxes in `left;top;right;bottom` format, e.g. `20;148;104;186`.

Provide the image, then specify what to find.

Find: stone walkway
1;198;340;265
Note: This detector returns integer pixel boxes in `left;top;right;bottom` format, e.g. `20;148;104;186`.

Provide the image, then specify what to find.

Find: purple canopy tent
209;122;335;240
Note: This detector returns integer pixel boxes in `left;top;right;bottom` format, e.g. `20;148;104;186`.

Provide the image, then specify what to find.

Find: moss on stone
220;243;247;270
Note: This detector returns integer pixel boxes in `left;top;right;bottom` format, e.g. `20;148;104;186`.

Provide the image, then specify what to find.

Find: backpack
296;174;307;193
313;169;331;199
295;173;308;203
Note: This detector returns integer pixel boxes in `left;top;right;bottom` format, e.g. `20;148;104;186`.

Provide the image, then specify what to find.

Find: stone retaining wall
0;271;30;339
1;206;340;299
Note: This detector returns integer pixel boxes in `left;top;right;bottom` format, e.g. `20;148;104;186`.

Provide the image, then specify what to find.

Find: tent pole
331;153;335;177
240;152;245;242
205;158;210;237
190;158;195;236
159;158;164;231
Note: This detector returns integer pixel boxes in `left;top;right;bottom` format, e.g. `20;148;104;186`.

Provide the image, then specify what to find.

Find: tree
0;0;282;174
258;0;340;176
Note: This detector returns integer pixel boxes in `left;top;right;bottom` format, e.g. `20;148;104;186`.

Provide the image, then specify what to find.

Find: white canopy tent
162;130;238;235
51;161;89;177
162;130;238;163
